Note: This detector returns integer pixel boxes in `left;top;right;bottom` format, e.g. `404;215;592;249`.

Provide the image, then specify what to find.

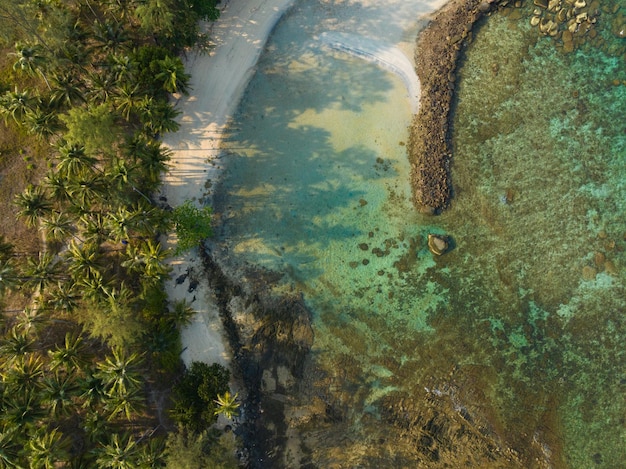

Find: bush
170;361;230;432
171;201;212;254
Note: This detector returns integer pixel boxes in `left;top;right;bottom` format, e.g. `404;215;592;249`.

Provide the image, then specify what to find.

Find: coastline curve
317;31;421;113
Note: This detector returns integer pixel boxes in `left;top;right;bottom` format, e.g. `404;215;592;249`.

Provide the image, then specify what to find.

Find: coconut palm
104;387;145;421
214;391;240;420
11;43;51;89
95;433;139;469
135;435;165;468
41;372;79;417
67;240;102;281
14;185;52;228
46;281;80;313
78;212;109;244
43;171;71;204
66;173;106;209
107;53;135;84
0;428;22;468
95;347;143;397
134;0;175;37
49;70;86;108
138;97;180;136
23;106;60;140
2;389;45;429
25;428;70;469
0;88;38;124
56;143;97;178
21;251;62;293
0;327;35;364
40;211;76;243
0;259;19;298
154;55;190;94
88;71;117;104
14;308;49;337
113;83;143;121
48;332;87;372
2;354;44;396
140;240;170;280
78;271;113;304
92;20;131;54
78;373;108;411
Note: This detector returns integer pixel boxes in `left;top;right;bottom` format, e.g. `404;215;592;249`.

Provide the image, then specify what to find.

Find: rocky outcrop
199;246;314;468
409;0;502;214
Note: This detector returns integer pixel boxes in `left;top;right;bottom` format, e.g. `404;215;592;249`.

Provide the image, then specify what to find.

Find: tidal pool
214;0;626;466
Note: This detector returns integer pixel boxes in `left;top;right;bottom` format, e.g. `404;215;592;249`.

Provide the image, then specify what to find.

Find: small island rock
428;234;449;256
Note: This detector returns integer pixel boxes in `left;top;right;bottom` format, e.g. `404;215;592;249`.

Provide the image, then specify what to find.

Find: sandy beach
160;0;298;371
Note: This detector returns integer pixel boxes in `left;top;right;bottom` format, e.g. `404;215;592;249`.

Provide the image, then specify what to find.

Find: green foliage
164;427;239;469
59;103;120;155
214;391;240;420
171;201;213;254
188;0;221;22
170;362;230;432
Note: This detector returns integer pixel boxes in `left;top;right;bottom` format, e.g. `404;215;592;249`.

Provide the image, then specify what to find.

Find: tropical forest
0;0;240;466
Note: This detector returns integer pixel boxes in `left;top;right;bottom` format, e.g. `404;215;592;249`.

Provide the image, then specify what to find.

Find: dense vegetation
0;0;239;466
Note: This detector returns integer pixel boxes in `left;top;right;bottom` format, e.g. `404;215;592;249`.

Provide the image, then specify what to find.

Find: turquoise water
215;0;626;466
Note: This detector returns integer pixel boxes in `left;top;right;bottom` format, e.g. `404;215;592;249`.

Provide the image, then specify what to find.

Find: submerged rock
428;234;450;256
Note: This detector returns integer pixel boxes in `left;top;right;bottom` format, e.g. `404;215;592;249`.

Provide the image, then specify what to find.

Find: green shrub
170;361;230;432
171;201;212;254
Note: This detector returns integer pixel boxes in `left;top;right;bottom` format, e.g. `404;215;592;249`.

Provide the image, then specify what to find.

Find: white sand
161;0;297;371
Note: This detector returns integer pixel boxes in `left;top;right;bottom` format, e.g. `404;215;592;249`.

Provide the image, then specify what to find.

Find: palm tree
140;240;170;280
11;43;51;89
138;97;180;136
0;327;35;364
55;143;97;178
23;106;60;140
113;83;143;121
0;259;19;298
154;55;190;94
2;389;45;430
25;428;70;469
46;281;80;313
66;173;106;209
14;308;49;337
41;372;79;417
78;373;108;411
48;332;87;373
43;171;71;204
67;240;102;280
134;0;175;37
95;347;143;397
135;435;165;468
14;185;52;228
78;271;113;304
104;387;145;421
92;20;131;54
88;71;117;104
2;354;44;394
40;211;76;243
49;70;86;108
78;212;109;244
21;251;62;294
214;391;240;420
95;433;139;469
0;87;38;124
107;53;136;84
0;428;23;468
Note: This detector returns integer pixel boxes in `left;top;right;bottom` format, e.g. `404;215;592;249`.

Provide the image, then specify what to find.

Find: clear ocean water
214;0;626;466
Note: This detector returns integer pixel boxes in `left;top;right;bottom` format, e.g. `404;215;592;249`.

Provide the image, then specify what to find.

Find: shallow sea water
215;0;626;466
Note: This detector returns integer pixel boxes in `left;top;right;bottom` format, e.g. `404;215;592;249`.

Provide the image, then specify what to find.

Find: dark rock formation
408;0;501;213
199;246;314;468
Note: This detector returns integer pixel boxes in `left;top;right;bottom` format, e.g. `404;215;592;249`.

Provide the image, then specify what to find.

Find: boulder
428;234;450;256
